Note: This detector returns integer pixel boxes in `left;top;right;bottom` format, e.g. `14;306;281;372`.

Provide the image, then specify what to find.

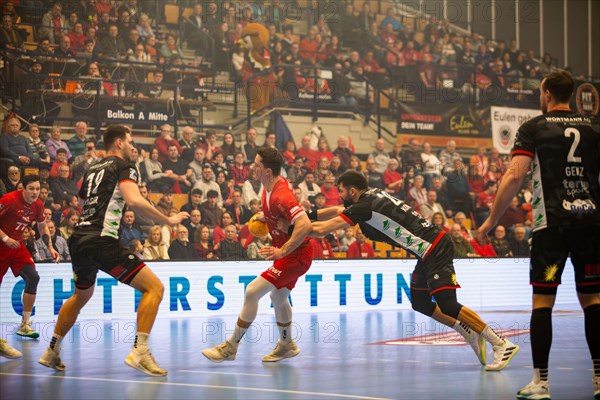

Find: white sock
227;323;248;350
135;332;149;353
50;334;63;353
481;325;504;346
22;312;31;325
277;323;292;344
453;320;473;339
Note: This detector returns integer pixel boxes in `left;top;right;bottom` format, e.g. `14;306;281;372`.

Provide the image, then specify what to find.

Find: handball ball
248;214;269;237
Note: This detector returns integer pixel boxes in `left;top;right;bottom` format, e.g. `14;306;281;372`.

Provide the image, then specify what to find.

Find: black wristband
307;209;318;221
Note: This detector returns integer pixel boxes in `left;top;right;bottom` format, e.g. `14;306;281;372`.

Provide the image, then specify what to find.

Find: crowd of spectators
1;0;547;261
0;0;578;122
1;116;534;261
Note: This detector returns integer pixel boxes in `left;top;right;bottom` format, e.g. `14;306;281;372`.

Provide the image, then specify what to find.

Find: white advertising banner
0;259;577;324
491;106;542;154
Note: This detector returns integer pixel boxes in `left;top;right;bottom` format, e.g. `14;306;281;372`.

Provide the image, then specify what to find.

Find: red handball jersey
0;190;45;248
261;176;309;248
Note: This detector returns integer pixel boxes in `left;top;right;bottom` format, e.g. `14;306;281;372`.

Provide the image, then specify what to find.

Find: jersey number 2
86;169;105;198
564;128;582;163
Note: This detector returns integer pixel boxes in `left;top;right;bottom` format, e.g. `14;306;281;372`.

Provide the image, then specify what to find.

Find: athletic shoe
454;321;486;365
593;375;599;399
0;339;22;359
17;322;40;339
485;339;519;371
516;379;550;400
201;341;237;363
38;347;65;371
262;340;300;362
124;348;167;376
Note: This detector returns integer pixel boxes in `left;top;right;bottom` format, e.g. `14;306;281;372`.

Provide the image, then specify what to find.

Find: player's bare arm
260;214;312;260
313;206;345;221
0;227;20;249
119;181;189;226
310;216;351;238
476;155;532;242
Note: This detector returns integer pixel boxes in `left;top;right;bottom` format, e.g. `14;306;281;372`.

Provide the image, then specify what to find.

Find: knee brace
410;288;436;317
19;264;40;295
433;289;463;319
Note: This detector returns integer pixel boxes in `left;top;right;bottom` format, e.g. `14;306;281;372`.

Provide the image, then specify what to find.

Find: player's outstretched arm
310;216;351;238
260;214;313;260
120;181;189;226
477;155;532;241
311;206;345;221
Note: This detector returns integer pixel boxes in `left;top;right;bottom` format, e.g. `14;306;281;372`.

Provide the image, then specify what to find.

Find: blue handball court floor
0;307;595;400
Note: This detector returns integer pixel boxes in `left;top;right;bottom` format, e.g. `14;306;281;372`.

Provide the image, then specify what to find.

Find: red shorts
260;241;313;290
0;243;35;285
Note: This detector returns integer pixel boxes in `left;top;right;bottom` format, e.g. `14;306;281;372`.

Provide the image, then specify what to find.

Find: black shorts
410;233;461;295
530;226;600;294
69;234;146;290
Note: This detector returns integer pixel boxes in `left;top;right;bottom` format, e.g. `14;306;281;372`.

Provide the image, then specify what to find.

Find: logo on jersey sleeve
129;169;138;182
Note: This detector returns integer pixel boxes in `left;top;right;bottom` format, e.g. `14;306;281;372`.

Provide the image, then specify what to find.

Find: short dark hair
542;70;574;103
103;124;128;149
257;147;283;176
191;188;202;196
21;174;40;189
56;148;67;155
337;170;368;191
206;189;219;199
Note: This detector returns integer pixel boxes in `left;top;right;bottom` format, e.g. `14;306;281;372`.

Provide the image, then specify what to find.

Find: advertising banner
0;259;577;324
397;103;491;137
491;106;542;154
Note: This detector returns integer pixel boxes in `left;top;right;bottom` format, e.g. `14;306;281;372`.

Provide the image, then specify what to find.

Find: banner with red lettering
396;103;491;137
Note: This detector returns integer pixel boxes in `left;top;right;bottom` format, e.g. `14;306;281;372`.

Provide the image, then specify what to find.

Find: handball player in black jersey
310;170;519;371
477;70;600;399
38;125;189;376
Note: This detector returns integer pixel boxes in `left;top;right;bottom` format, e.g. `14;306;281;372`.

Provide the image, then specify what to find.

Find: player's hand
49;247;61;263
4;237;20;249
259;246;284;260
168;212;190;226
475;221;492;245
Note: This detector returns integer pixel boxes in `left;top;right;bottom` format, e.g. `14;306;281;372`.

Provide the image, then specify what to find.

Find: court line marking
179;370;271;377
0;372;393;400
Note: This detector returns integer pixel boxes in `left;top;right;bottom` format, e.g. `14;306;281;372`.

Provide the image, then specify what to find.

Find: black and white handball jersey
513;109;600;232
77;156;138;239
340;188;444;259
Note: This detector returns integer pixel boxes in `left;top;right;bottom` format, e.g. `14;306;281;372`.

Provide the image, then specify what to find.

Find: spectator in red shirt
299;26;319;61
153;124;182;163
320;174;341;207
474;180;498;226
347;228;375;258
310;237;334;259
403;40;421;65
296;135;319;172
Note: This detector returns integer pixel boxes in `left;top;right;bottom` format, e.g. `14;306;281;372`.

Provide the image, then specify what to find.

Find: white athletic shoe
593;375;599;399
202;341;237;363
262;340;300;362
0;339;22;359
17;322;40;339
516;379;550;400
124;348;167;376
454;321;486;365
38;347;65;371
485;339;519;371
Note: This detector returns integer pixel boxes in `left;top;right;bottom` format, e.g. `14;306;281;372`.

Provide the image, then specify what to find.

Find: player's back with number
513;110;600;230
78;156;136;238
